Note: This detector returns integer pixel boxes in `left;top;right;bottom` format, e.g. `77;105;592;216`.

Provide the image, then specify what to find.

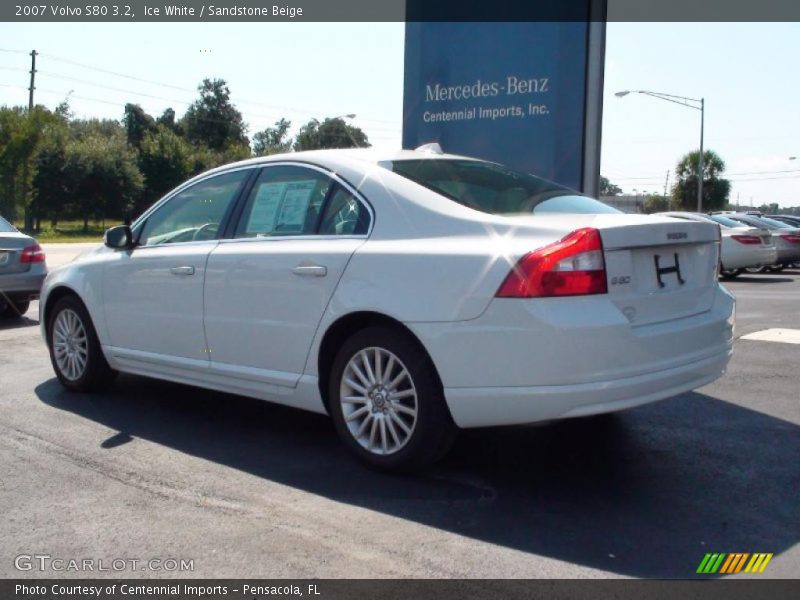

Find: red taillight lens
779;233;800;244
496;228;607;298
20;244;45;264
730;235;762;245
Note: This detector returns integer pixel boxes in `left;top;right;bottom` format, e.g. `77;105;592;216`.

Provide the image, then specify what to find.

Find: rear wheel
0;299;30;318
47;295;117;392
745;266;768;274
720;269;741;279
768;264;785;273
328;326;456;471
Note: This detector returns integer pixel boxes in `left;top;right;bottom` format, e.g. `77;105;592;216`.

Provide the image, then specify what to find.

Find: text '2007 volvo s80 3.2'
40;145;735;471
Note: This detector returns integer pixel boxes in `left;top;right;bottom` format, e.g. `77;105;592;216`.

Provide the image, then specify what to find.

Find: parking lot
1;244;798;579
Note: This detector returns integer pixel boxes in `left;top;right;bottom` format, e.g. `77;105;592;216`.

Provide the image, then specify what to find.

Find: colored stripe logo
696;553;773;574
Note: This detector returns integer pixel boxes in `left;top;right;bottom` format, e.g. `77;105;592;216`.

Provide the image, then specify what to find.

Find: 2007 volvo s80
40;147;734;470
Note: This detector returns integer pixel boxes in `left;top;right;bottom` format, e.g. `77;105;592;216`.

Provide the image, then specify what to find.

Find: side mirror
104;225;133;249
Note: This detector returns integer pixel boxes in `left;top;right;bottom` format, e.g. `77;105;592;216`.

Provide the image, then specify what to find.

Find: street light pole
615;90;706;212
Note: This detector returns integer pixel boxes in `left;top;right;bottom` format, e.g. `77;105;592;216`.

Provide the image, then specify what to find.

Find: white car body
657;211;777;271
40;149;734;438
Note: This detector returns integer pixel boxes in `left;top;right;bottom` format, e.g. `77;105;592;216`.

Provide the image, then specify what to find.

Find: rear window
0;216;17;232
387;159;619;215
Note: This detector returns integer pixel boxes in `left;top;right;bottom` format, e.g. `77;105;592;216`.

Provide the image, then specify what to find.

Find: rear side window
388;159;619;215
318;185;370;235
235;166;332;238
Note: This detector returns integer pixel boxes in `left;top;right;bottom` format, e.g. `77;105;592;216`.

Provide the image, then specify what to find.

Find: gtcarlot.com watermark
14;554;194;572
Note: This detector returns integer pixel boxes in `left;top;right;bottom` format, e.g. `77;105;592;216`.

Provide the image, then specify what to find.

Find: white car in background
657;211;777;279
39;148;735;470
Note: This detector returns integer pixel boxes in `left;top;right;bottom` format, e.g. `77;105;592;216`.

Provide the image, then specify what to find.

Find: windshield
0;215;17;232
388;159;619;215
707;214;749;229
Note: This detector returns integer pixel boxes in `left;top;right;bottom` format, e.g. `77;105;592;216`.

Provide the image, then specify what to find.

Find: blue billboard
403;17;605;194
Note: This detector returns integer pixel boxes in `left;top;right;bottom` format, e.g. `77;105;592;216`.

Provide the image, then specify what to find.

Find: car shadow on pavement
0;315;39;330
35;375;799;578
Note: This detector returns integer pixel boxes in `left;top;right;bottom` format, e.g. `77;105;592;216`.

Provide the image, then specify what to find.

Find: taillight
779;233;800;244
730;235;762;245
20;244;45;264
496;228;607;298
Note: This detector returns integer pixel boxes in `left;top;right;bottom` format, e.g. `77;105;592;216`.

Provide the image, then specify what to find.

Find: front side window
138;170;249;246
388;159;619;215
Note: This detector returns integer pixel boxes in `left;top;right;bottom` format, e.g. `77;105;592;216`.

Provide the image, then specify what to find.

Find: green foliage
181;78;248;151
65;131;144;230
599;175;622;196
672;149;731;211
123;103;156;148
294;117;369;151
253;118;293;156
0;105;66;223
642;194;669;214
136;125;193;214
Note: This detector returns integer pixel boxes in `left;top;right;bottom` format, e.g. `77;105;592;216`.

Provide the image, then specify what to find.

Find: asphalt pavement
1;245;798;579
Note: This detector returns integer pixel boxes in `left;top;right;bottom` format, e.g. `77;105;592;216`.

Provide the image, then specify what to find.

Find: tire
720;269;741;280
0;299;30;318
745;266;768;274
328;326;456;472
47;295;117;392
768;264;785;273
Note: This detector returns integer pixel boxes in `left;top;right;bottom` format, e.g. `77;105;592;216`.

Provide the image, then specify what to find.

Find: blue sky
1;21;798;206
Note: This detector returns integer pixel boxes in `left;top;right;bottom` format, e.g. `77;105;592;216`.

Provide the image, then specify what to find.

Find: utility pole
23;50;38;232
697;98;705;213
664;169;670;210
28;50;37;110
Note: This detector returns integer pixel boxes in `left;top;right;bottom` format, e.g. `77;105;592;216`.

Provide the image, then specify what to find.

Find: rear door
203;164;371;388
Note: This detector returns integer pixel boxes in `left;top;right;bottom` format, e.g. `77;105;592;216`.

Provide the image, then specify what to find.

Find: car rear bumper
409;284;735;428
723;245;776;270
443;347;730;427
0;269;46;299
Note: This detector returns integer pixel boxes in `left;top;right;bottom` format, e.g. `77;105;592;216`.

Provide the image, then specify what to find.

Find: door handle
170;266;195;276
292;264;327;277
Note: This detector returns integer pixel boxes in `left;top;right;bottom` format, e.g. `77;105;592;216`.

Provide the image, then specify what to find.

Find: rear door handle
292;264;327;277
170;266;195;276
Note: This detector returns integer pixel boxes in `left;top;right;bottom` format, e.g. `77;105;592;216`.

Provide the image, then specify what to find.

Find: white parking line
740;328;800;344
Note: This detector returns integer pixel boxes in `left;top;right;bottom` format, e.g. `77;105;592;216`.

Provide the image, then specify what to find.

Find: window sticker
246;182;287;233
275;180;317;233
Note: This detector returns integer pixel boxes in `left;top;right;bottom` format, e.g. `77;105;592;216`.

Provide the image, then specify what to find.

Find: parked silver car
711;213;800;272
0;215;47;318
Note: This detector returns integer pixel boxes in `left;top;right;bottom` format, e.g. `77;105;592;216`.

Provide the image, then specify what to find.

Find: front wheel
329;326;456;471
47;295;117;392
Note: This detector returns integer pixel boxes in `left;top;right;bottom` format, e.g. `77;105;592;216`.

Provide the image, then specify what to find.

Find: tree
672;149;730;211
642;194;669;214
253;118;292;156
136;125;193;215
181;79;248;151
0;105;64;226
123;103;156;148
599;175;622;196
293;117;369;151
64;132;144;231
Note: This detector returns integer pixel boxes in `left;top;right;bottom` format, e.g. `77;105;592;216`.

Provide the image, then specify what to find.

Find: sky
0;21;798;207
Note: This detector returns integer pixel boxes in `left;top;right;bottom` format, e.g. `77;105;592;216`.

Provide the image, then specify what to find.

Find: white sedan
40;148;735;470
656;211;777;278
